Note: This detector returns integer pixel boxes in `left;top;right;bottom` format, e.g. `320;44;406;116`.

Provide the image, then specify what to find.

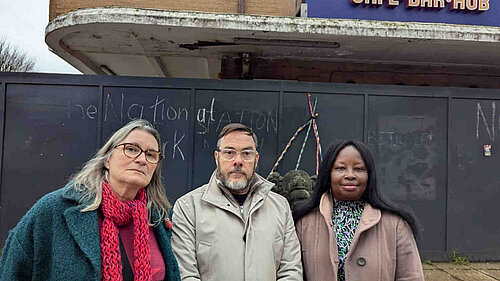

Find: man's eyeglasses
217;148;258;162
115;143;162;164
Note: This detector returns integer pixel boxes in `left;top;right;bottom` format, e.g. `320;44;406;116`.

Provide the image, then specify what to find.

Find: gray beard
224;177;249;192
216;168;252;193
216;156;257;193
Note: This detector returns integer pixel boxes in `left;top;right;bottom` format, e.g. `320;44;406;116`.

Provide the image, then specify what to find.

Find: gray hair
216;123;258;150
70;119;170;226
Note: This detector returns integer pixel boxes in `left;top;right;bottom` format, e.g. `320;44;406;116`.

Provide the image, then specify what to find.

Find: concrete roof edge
45;6;500;42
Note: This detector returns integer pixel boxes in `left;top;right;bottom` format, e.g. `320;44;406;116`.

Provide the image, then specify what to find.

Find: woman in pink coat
294;140;424;281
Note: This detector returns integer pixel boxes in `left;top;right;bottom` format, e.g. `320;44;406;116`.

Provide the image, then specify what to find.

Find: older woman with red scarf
0;119;180;281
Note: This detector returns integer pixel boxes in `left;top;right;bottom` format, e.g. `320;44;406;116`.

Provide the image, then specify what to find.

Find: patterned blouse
332;199;365;281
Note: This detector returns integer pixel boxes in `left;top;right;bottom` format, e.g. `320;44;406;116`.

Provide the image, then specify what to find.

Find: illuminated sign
306;0;498;26
350;0;489;11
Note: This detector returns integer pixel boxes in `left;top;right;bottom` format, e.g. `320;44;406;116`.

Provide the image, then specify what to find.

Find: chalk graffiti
369;115;438;201
68;103;98;120
103;93;189;124
68;93;280;161
476;101;496;141
196;97;278;135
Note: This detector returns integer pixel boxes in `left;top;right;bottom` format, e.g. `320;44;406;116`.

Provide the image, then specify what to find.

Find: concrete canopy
45;7;500;78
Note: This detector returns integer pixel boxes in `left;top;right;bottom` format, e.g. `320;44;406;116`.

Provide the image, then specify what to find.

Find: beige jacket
171;172;303;281
296;192;424;281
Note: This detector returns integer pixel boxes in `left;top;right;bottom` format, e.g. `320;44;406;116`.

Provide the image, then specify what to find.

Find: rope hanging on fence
307;93;322;174
267;93;323;178
295;97;318;170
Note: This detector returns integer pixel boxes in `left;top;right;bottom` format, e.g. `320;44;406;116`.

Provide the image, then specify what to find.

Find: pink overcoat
296;192;424;281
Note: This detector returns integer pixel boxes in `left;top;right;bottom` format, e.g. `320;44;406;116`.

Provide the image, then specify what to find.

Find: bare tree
0;37;35;72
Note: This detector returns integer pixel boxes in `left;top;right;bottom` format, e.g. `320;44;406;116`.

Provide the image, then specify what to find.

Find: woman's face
330;145;368;201
105;129;159;198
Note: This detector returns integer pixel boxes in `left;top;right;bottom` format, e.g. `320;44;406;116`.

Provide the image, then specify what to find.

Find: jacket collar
319;191;382;266
61;182;88;202
61;184;101;275
202;171;273;209
357;203;381;232
319;191;381;232
318;191;338;267
319;191;334;223
349;201;381;257
151;212;179;278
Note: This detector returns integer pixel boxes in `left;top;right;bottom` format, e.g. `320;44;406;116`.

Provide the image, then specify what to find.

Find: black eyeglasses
115;143;163;164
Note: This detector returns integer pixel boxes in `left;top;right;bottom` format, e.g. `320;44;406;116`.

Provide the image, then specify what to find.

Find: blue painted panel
306;0;499;27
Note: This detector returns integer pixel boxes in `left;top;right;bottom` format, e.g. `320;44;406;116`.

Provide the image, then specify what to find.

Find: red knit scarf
100;181;151;281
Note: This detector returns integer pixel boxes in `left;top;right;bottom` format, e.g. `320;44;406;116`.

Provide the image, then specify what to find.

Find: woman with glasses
293;139;424;281
0;119;181;281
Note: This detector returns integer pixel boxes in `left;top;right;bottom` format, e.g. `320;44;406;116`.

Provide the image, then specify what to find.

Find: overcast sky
1;0;81;74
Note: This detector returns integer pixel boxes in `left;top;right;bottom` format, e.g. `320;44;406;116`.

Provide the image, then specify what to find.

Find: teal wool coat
0;184;181;281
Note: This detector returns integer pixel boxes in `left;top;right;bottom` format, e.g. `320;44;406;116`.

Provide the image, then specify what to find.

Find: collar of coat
319;191;381;233
317;191;382;265
59;183;102;274
201;171;274;208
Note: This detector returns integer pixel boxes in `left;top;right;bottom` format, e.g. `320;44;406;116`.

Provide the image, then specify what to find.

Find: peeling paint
43;6;500;77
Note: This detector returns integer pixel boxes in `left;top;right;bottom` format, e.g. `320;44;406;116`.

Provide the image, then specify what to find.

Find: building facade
46;0;500;88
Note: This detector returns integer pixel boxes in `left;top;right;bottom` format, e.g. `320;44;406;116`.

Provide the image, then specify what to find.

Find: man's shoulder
261;190;292;213
175;183;210;204
266;190;288;203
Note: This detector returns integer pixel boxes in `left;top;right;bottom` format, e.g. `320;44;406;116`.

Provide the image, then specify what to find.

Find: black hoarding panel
101;87;192;201
279;92;364;176
367;96;448;258
0;84;99;242
193;89;279;188
449;98;500;260
2;74;500;260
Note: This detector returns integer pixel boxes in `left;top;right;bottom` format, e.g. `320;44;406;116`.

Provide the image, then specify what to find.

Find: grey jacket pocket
197;240;212;278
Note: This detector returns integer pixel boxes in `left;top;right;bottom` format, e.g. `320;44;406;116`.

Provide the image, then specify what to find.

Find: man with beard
171;123;302;281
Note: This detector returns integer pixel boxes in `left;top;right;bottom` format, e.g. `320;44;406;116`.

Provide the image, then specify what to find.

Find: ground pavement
424;262;500;281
